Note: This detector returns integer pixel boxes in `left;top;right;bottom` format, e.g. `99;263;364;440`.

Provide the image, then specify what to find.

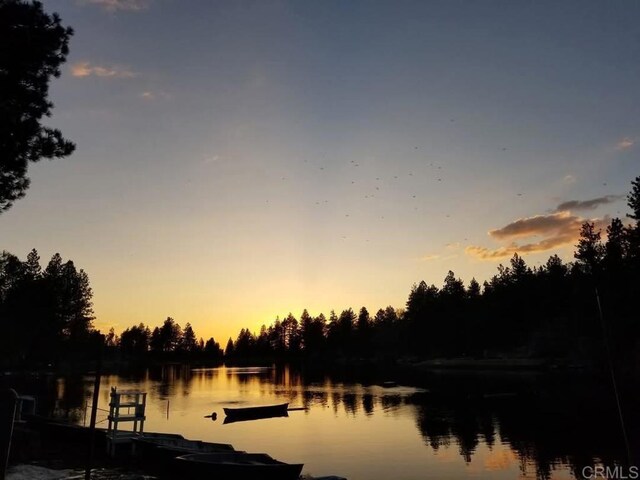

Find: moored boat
223;402;289;420
175;452;304;480
222;412;289;424
133;435;236;470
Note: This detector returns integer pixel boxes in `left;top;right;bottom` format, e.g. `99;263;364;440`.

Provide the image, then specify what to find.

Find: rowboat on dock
133;434;235;453
132;435;236;470
175;452;304;480
223;402;289;422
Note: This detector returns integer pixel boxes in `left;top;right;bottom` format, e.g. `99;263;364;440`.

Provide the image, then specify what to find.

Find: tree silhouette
181;322;198;353
224;337;235;357
626;176;640;262
56;260;94;340
0;249;95;365
100;175;640;370
120;323;150;356
605;218;628;270
204;337;222;359
627;176;640;221
281;313;300;352
574;222;604;275
299;309;313;351
441;270;465;299
356;306;372;356
0;0;75;212
467;278;480;299
308;313;327;354
234;328;255;357
105;327;118;347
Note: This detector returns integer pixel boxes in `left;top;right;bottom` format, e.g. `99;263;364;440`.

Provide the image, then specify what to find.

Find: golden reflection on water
57;365;577;480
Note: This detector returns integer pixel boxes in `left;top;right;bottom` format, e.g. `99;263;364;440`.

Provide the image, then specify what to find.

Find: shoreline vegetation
1;176;640;375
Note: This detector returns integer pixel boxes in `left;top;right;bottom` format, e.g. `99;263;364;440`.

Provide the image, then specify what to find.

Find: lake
12;364;638;480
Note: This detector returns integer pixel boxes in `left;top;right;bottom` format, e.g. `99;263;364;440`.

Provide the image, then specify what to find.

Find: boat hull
223;411;288;424
133;435;235;471
223;402;289;420
175;452;303;480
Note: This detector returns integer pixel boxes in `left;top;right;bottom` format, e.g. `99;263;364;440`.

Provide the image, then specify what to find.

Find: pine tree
0;0;75;212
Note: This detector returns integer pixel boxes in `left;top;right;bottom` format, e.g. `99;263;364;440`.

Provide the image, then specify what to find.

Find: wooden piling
0;389;17;480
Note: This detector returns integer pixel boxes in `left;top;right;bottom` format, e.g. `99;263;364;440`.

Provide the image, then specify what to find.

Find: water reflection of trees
27;364;638;480
0;373;88;423
147;364;193;399
208;364;638;480
412;383;638;480
362;393;374;415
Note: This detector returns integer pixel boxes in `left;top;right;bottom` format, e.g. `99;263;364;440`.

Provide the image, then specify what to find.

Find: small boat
133;434;235;453
133;435;236;469
223;402;289;421
175;452;304;480
223;411;288;425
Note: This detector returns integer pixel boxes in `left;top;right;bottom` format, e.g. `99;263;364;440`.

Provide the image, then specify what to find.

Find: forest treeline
2;176;639;369
109;176;640;367
0;250;224;367
220;175;640;367
0;250;98;366
108;317;224;362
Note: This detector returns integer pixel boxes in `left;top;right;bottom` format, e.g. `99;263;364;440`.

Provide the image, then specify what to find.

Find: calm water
13;364;638;480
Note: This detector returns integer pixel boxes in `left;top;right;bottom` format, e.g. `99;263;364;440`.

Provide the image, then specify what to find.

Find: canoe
175;452;304;480
223;402;289;420
223;411;288;425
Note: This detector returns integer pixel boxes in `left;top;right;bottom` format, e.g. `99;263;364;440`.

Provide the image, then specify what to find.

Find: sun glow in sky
2;0;639;342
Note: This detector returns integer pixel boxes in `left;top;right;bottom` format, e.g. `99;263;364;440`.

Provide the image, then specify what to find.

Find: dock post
0;389;17;480
85;341;103;480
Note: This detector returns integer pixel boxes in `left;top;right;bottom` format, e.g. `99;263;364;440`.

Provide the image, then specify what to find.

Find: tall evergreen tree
299;309;314;351
625;176;640;261
574;222;604;274
0;250;94;364
627;175;640;221
467;278;481;299
605;218;628;268
0;0;75;212
204;337;222;358
224;337;235;357
181;322;198;353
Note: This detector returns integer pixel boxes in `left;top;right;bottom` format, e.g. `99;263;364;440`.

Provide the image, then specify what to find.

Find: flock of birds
213;140;608;253
245;141;574;251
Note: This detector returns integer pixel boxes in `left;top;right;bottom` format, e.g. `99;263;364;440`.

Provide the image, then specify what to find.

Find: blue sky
2;0;638;341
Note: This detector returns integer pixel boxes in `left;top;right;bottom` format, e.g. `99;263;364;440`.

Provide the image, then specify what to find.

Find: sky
2;0;639;342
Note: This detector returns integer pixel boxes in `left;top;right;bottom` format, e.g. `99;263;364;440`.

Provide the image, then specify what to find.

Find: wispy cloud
465;235;576;260
77;0;151;12
554;195;623;212
616;137;635;151
488;211;580;241
140;90;171;100
71;62;136;79
466;212;610;260
419;253;458;262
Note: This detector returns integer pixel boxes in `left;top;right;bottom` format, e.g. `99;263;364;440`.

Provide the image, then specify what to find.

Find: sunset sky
2;0;638;342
